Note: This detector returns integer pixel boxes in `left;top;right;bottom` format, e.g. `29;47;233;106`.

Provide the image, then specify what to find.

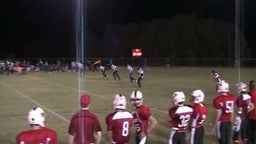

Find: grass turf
0;67;254;144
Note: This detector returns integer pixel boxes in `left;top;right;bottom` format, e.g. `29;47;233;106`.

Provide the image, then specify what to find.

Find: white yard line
0;82;69;123
29;76;112;100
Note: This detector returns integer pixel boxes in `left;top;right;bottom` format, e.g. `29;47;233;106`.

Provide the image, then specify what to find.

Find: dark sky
1;0;255;58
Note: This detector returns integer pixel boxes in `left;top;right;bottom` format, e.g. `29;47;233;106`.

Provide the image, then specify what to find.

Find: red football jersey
213;93;237;122
105;111;133;144
68;110;102;144
169;105;193;132
16;127;57;144
237;93;251;119
191;103;208;128
132;105;151;135
248;89;256;119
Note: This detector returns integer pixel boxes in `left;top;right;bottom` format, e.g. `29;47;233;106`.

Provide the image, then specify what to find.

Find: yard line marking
28;76;111;100
0;82;69;123
27;76;215;127
28;75;172;114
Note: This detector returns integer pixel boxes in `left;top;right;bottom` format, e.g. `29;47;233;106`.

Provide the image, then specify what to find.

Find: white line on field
29;76;111;100
0;82;70;123
27;76;214;127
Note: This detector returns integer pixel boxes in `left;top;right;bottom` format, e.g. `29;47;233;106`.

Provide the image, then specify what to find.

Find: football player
233;82;254;144
212;80;237;144
211;69;222;84
99;65;107;78
111;64;121;80
105;94;133;144
168;91;193;144
130;90;158;144
16;107;58;144
137;67;144;88
190;90;208;144
127;64;136;83
248;80;256;144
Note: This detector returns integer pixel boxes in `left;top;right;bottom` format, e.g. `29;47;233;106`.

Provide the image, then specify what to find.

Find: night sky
1;0;256;58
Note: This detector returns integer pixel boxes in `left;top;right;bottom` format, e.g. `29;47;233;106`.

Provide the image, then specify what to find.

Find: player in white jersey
127;64;136;83
137;67;144;88
111;64;121;80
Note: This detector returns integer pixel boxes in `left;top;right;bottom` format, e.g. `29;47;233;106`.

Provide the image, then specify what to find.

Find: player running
111;64;121;80
105;94;133;144
168;91;193;144
190;90;208;144
130;90;158;144
127;64;136;83
16;107;57;144
137;67;144;88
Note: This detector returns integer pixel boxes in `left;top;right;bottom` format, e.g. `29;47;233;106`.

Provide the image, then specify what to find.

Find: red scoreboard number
132;48;142;57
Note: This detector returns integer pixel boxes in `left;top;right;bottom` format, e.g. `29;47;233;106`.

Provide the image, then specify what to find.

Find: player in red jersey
130;90;158;144
233;82;254;144
212;80;237;144
16;107;58;144
168;91;193;144
248;80;256;144
68;94;102;144
189;90;208;144
105;94;133;144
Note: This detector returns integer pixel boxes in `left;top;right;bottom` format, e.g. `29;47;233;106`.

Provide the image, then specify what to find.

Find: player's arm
147;115;158;134
68;134;75;144
94;131;102;144
106;131;115;144
212;109;221;133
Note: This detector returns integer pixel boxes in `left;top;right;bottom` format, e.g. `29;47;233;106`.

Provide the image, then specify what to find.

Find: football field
0;67;255;144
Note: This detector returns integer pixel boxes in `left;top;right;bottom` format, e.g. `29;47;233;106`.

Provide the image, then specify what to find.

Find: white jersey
127;65;133;73
100;65;105;71
111;64;118;71
138;68;144;78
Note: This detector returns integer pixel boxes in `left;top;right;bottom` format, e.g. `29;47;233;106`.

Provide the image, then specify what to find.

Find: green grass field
0;67;255;144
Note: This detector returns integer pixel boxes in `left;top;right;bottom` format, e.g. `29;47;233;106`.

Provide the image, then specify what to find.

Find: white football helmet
191;89;205;104
27;107;45;127
217;80;229;93
113;94;127;110
172;91;185;105
237;82;248;93
130;90;143;106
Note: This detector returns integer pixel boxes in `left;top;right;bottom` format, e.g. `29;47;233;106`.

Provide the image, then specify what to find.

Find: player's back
16;127;57;144
192;103;208;128
169;105;193;132
107;111;133;144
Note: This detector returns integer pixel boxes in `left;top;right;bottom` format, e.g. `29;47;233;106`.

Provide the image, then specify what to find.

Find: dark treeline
2;13;253;60
86;14;252;59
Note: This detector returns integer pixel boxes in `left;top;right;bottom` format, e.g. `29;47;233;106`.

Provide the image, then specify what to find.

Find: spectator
130;90;158;144
16;107;57;144
68;94;102;144
105;94;133;144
